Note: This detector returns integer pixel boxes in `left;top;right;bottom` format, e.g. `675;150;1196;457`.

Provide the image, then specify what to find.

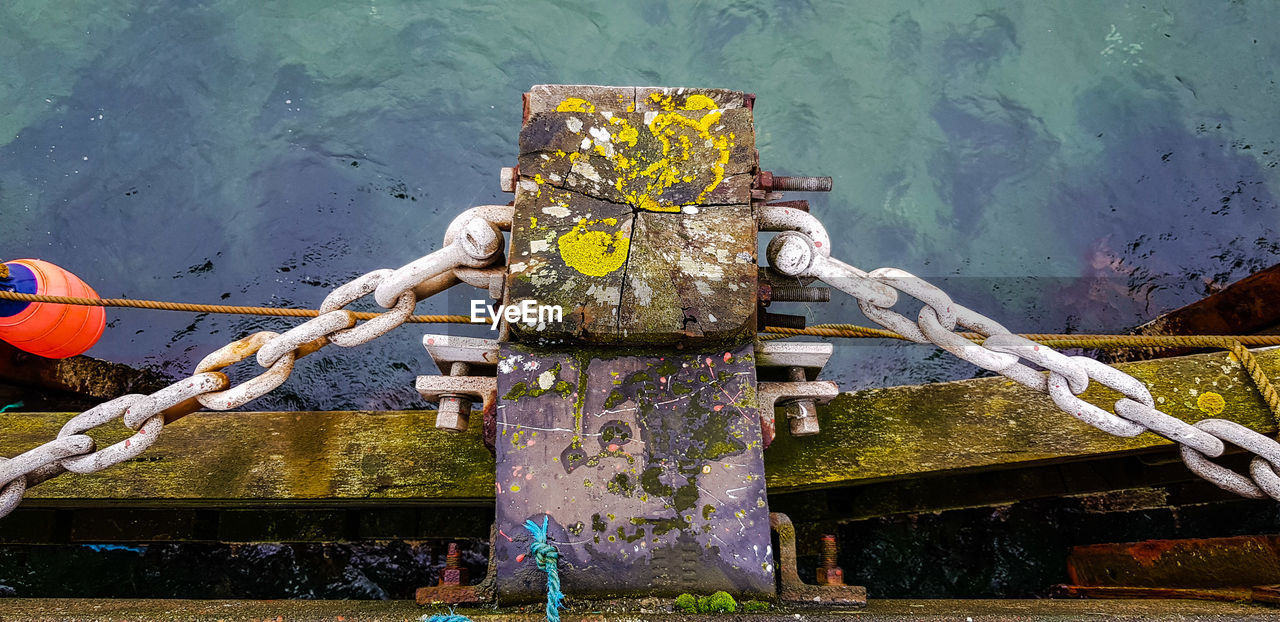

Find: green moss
606;472;634;497
673;481;698;512
742;600;769;612
640;466;673;497
696;591;737;613
674;593;697;613
503;381;528;400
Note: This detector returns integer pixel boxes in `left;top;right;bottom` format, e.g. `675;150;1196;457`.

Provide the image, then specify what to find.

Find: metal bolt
499;166;518;193
760;310;806;330
816;534;844;586
436;362;473;432
755;171;833;192
766;231;815;277
773;176;832;192
770;286;831;303
439;542;469;586
781;367;820;437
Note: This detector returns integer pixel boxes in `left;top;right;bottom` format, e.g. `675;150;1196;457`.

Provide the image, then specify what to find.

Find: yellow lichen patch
557;217;630;276
682;93;718;110
540;98;736;214
615;122;639;147
1197;391;1226;415
604;109;733;212
556;97;596;113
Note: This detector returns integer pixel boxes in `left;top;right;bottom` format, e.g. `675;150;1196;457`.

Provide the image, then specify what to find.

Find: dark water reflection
1;1;1277;410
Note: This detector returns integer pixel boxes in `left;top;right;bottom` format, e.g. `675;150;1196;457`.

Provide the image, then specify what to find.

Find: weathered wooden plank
1137;264;1280;337
2;349;1276;504
524;84;637;116
3;410;496;504
1109;263;1280;363
763;347;1280;491
507;89;757;345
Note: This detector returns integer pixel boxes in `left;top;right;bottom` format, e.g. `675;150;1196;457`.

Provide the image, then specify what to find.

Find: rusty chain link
765;224;1280;502
0;206;510;519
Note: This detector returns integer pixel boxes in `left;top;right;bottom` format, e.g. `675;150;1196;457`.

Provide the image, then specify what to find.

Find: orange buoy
0;259;105;359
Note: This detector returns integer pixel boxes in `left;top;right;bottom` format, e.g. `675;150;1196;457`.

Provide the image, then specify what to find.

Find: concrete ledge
0;598;1277;621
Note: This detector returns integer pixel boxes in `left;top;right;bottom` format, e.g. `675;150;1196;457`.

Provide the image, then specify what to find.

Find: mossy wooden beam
764;347;1280;491
1;348;1276;505
2;410;497;504
0;341;170;399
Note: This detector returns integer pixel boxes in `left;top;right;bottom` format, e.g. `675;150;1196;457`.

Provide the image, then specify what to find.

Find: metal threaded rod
770;285;831;303
772;176;833;192
821;534;838;567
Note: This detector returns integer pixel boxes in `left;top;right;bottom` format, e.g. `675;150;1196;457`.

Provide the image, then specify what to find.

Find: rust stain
1126;540;1180;567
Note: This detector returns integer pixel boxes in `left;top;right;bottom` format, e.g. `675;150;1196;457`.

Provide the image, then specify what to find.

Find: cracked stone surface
507;85;757;345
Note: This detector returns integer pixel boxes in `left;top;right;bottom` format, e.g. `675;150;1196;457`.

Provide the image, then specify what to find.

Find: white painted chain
0;206;511;519
764;224;1280;502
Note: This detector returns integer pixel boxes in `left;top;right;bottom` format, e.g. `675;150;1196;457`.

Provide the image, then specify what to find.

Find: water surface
2;0;1277;410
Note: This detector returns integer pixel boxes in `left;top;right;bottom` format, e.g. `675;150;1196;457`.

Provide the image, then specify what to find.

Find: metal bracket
418;334;499;433
770;512;866;607
755;341;837;445
415;523;498;606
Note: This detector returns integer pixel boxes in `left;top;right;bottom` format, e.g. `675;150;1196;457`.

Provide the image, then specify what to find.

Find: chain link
0;206;510;519
320;269;416;347
764;229;1280;502
255;310;357;368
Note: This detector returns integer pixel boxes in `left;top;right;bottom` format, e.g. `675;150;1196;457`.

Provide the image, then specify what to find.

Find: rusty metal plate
506;87;757;345
493;343;773;601
1068;535;1280;589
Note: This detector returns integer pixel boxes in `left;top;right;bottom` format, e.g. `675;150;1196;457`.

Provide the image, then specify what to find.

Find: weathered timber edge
1;348;1275;504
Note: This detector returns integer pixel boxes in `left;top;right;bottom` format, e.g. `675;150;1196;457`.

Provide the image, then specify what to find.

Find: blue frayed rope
0;401;21;413
421;515;564;622
421;615;471;622
525;515;565;622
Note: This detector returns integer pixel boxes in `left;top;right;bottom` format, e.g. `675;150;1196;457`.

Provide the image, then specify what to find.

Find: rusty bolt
436;362;473;432
781;367;820;437
439;542;470;586
815;534;845;586
499;166;518;193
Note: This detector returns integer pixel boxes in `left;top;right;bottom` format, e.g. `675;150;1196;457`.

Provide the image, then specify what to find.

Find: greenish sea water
1;0;1277;409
